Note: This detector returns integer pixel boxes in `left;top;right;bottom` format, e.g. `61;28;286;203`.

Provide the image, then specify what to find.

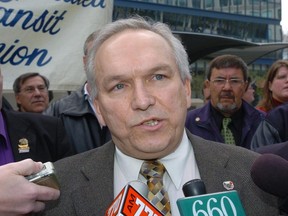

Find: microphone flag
106;181;164;216
177;190;246;216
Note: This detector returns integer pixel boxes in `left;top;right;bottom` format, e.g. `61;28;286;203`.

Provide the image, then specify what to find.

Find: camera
26;162;60;189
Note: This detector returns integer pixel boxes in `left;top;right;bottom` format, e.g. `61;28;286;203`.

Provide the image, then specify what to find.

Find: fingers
0;160;60;215
32;201;46;213
34;184;60;201
7;159;43;176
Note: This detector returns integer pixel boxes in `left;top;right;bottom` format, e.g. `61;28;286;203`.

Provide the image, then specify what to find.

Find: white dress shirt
84;83;104;128
114;130;200;216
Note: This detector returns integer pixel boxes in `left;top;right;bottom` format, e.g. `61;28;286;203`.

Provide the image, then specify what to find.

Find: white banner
0;0;113;90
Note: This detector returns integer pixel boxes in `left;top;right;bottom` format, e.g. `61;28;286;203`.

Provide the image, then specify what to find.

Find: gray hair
13;72;50;93
85;16;191;100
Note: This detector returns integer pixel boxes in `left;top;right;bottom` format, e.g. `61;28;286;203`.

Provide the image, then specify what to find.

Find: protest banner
0;0;113;90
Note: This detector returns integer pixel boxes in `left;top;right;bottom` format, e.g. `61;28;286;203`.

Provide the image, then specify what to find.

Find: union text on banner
0;0;113;90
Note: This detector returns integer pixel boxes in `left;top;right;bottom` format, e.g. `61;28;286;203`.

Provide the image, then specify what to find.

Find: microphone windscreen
182;179;207;197
250;153;288;198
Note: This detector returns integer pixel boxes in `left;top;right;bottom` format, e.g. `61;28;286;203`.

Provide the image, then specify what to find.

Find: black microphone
250;153;288;213
182;179;206;197
177;179;246;216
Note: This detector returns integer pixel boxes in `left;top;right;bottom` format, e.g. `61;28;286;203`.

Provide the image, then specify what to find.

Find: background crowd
0;16;288;216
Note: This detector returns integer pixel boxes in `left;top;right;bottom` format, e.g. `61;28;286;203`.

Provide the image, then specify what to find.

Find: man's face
16;76;49;113
208;68;247;116
93;30;191;160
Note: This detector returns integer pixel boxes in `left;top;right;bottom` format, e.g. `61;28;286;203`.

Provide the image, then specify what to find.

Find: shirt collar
115;147;144;182
83;83;98;115
83;83;90;100
161;130;192;190
211;104;243;126
115;130;191;190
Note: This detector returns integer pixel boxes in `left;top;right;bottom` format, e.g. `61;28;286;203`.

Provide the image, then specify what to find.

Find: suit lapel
186;130;236;192
71;141;115;216
3;110;37;162
72;184;113;216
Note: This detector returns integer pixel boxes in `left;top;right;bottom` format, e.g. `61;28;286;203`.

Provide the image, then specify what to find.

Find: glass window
192;0;201;8
233;0;242;5
205;0;213;8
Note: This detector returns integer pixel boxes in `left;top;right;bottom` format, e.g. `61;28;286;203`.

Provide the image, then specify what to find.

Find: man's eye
230;80;240;84
38;86;46;90
114;83;124;90
215;79;225;84
153;74;164;80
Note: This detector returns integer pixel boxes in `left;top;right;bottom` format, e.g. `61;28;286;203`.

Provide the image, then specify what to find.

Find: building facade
114;0;282;44
113;0;284;99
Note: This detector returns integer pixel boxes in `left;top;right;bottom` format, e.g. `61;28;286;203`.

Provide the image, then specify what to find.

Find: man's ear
205;79;210;88
184;78;192;109
15;94;21;105
93;99;106;127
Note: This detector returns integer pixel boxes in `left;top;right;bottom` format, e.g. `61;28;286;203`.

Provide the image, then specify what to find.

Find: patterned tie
140;160;171;216
221;118;235;145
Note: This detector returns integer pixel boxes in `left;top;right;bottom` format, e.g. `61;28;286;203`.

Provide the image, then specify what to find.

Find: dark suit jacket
2;109;75;163
39;131;279;216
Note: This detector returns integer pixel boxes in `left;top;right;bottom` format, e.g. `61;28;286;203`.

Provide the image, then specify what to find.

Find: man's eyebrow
214;76;242;79
151;64;173;72
102;64;173;82
102;75;128;85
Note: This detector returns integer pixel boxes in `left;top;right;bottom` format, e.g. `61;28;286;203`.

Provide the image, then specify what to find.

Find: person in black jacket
43;31;111;153
251;102;288;150
2;96;13;110
0;68;75;165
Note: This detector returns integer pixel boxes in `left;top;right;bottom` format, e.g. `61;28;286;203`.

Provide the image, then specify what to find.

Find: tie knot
140;160;165;180
222;117;232;127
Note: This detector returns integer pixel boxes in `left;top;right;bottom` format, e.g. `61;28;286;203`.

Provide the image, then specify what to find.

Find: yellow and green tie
221;118;235;145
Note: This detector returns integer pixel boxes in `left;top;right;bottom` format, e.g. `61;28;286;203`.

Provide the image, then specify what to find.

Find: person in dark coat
186;55;264;149
0;68;75;165
43;31;111;153
43;85;111;153
1;109;75;164
251;102;288;150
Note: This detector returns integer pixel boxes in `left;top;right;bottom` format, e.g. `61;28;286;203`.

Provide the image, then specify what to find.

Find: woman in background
257;60;288;113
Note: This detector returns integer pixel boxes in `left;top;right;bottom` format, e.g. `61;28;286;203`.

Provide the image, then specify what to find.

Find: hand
0;159;60;216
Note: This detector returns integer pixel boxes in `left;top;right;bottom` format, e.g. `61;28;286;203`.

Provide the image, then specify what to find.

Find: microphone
182;179;206;197
105;181;164;216
250;153;288;213
177;179;246;216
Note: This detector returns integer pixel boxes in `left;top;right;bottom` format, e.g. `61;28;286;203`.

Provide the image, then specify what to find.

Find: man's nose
131;84;156;110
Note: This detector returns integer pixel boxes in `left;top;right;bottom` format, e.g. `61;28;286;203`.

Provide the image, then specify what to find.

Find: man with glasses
0;68;75;165
186;54;264;149
13;72;50;113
